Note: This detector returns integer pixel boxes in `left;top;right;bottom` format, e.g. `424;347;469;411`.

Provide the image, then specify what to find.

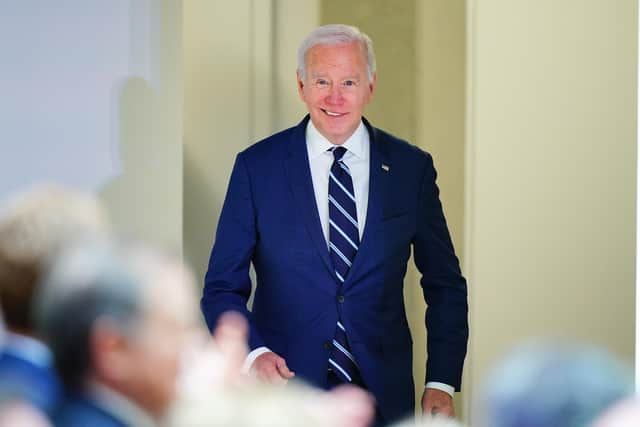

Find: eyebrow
310;73;361;80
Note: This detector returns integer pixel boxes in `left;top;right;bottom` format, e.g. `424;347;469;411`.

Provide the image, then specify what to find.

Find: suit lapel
345;119;390;285
283;116;337;283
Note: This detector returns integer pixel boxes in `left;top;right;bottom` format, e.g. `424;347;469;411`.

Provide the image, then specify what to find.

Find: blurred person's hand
177;311;251;400
251;351;295;384
422;388;454;418
212;311;249;384
0;401;52;427
323;385;375;427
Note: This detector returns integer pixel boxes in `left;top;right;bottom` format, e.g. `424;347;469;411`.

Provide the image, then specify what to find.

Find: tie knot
331;146;347;162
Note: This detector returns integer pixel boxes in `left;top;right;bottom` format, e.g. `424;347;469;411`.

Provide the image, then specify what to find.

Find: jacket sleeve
200;152;265;350
412;152;469;391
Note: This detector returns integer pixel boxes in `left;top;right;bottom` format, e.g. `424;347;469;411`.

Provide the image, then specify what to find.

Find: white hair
297;24;376;83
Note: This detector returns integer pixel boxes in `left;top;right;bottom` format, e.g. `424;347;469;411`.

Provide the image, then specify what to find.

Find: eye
315;79;330;88
343;80;357;87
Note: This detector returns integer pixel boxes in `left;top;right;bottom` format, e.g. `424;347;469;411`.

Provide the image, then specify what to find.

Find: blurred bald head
0;185;108;334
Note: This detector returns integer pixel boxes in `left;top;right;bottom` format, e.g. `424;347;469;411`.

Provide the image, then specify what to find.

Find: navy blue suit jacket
54;396;130;427
202;116;468;422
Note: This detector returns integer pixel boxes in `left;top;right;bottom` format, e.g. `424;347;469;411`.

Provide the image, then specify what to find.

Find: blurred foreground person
0;186;108;417
171;372;375;427
35;240;199;427
592;398;640;427
0;399;53;427
171;312;375;427
389;415;464;427
476;341;633;427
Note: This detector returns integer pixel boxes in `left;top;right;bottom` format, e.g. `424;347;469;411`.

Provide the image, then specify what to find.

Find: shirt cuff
242;346;271;374
425;382;455;397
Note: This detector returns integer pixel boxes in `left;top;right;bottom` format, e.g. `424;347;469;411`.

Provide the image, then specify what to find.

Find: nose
325;84;344;104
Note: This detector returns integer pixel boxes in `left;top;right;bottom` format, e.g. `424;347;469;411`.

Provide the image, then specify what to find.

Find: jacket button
323;341;331;350
337;295;345;303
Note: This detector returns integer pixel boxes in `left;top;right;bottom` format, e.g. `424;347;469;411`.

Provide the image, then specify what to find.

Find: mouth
321;109;347;117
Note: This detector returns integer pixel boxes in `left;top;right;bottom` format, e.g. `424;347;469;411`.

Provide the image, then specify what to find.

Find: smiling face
298;42;376;145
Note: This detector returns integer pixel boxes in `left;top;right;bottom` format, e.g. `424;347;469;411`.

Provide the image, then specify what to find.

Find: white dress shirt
306;120;370;243
243;119;454;397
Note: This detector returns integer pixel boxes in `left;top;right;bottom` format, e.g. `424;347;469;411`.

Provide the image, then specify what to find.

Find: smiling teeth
325;110;342;116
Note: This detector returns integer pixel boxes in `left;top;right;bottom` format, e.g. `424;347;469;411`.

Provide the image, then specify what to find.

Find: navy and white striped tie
327;146;360;383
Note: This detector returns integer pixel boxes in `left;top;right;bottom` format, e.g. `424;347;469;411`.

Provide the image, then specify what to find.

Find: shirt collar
86;381;159;427
3;332;53;369
306;119;368;160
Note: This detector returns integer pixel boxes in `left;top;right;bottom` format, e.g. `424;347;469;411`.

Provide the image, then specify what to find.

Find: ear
296;70;306;100
90;318;131;383
368;72;377;99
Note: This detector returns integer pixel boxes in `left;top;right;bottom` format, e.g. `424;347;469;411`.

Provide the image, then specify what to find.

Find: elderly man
35;240;198;427
201;24;468;425
0;186;108;419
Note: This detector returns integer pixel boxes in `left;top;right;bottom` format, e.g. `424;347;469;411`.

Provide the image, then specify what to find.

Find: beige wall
415;0;467;416
183;0;319;284
322;0;417;143
273;1;321;130
101;0;183;254
465;0;637;416
183;0;253;283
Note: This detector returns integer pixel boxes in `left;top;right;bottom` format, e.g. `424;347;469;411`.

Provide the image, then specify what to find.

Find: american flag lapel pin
381;164;390;172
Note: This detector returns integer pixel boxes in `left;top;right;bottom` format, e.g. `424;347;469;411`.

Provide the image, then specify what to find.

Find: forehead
305;42;367;74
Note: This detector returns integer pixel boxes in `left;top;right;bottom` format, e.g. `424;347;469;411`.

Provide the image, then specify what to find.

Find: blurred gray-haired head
297;24;376;83
476;341;633;427
0;184;108;333
34;238;197;418
34;239;143;388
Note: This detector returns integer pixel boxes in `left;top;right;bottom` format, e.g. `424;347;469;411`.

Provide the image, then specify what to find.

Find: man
201;24;468;424
35;240;199;427
0;186;108;418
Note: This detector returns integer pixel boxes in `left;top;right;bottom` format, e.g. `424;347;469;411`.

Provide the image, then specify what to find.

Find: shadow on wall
101;77;178;252
182;141;227;285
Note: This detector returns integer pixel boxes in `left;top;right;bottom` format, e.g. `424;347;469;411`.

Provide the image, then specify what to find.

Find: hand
321;385;375;427
213;311;249;384
324;384;376;427
251;351;295;385
421;388;455;418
